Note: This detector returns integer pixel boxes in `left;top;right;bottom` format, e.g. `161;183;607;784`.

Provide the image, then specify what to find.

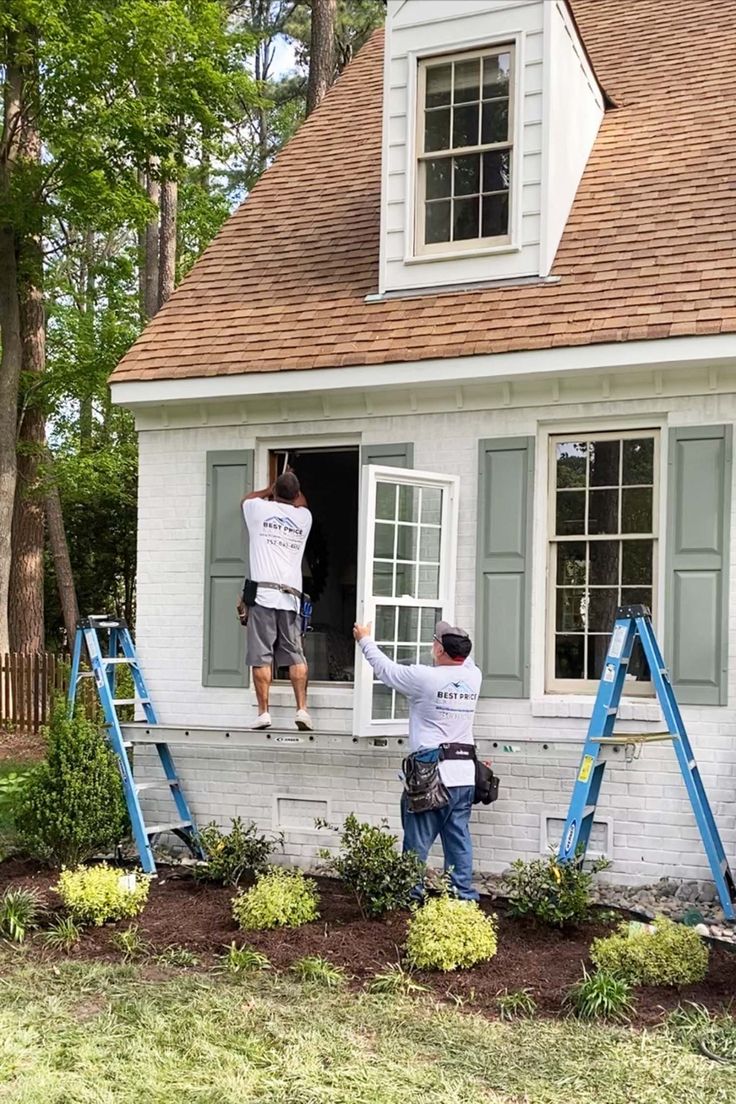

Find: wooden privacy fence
0;653;99;735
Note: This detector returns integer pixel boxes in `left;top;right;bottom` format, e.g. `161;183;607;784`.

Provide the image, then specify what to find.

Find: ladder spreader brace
67;616;204;875
558;604;736;922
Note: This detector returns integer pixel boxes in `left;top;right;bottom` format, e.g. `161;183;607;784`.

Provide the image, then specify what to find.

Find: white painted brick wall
134;392;736;884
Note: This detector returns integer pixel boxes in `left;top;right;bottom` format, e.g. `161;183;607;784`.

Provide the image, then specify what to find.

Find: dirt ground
2;858;735;1026
0;731;44;763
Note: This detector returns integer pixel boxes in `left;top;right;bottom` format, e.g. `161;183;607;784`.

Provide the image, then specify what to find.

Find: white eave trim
110;333;736;409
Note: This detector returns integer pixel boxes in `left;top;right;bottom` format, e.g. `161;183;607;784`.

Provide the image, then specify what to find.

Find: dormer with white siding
379;0;606;294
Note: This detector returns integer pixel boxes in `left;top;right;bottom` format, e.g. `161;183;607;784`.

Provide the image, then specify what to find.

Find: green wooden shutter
665;425;731;706
476;437;534;698
361;443;414;468
203;450;254;687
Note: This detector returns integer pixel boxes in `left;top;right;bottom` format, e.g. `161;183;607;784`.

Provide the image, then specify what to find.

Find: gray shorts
245;604;306;668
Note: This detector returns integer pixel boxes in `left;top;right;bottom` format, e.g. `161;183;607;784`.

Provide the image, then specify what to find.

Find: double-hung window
416;46;514;256
354;465;459;735
548;431;659;693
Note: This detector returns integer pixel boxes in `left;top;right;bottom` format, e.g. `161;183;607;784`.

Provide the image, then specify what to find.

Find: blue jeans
401;785;479;901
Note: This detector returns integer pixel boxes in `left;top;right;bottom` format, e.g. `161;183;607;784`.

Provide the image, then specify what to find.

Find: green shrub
591;917;709;987
405;897;498;972
290;956;346;989
16;704;128;867
195;818;283;887
0;887;42;943
317;814;425;919
218;942;271;974
496;988;537;1021
56;864;151;926
503;853;609;928
565;968;634;1022
232;868;319;931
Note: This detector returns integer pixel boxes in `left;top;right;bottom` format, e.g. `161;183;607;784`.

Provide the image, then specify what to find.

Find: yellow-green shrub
232;868;319;931
405;897;498;972
591;917;709;987
56;864;151;926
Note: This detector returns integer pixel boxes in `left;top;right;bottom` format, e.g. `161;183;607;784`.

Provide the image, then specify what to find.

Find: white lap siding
133;389;736;884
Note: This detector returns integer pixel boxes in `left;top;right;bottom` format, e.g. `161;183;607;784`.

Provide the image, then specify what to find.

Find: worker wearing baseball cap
353;618;482;900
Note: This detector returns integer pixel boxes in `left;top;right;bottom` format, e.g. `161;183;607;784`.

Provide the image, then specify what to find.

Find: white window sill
530;696;662;723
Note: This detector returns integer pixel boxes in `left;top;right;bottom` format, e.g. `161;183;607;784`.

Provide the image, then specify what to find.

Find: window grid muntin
416;45;514;254
548;431;659;690
370;478;447;721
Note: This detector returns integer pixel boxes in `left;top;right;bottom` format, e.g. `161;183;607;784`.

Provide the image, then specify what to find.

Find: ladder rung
583;805;596;817
722;859;729;874
113;698;149;706
76;671;95;680
136;780;179;793
103;657;136;665
146;820;192;836
606;708;618;716
592;732;675;745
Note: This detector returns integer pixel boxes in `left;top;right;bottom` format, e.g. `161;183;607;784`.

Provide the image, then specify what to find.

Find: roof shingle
111;0;736;384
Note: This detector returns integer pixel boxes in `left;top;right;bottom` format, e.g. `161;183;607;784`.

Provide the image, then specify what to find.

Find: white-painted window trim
403;33;524;265
530;417;668;702
354;464;460;737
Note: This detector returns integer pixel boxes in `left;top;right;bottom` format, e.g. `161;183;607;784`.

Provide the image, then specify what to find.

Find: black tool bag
473;759;500;806
402;750;449;814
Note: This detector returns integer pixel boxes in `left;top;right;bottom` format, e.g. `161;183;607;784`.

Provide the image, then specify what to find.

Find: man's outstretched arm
353;623;426;698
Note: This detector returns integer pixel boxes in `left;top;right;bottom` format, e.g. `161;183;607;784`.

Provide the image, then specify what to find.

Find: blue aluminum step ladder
67;616;204;874
558;604;736;921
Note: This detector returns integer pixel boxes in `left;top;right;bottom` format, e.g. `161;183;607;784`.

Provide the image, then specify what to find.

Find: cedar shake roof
111;0;736;385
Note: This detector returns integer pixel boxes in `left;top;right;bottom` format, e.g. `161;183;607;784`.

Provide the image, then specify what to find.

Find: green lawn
0;958;733;1103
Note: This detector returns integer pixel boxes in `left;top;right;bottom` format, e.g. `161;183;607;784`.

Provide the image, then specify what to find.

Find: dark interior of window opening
270;447;359;682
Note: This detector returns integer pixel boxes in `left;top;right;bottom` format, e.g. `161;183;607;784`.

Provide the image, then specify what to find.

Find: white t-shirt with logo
242;498;312;612
358;638;482;787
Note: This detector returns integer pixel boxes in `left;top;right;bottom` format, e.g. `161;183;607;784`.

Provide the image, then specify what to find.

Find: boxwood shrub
591;917;709;986
406;897;498;972
232;867;319;931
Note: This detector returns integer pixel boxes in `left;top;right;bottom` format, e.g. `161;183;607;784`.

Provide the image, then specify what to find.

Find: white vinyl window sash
546;430;660;695
415;45;515;257
353;465;460;736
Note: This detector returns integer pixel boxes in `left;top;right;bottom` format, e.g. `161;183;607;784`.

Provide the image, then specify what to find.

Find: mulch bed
2;858;735;1027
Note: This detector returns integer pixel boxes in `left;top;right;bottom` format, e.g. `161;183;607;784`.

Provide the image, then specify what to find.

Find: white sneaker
251;712;272;730
295;709;314;731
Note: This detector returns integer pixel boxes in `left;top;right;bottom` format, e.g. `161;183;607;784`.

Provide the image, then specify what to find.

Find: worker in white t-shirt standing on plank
240;471;313;731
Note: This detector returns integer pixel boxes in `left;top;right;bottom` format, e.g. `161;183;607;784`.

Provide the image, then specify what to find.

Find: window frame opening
414;44;515;258
546;429;660;696
268;446;360;686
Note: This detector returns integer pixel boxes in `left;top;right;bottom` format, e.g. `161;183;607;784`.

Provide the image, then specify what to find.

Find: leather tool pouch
473;759;500;805
242;579;258;606
402;749;449;814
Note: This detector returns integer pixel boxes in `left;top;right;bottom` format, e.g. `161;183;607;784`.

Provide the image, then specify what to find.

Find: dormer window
416;47;513;257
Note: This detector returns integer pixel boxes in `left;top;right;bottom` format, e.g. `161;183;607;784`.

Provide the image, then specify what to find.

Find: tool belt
402;743;499;813
236;579;312;636
402;748;449;814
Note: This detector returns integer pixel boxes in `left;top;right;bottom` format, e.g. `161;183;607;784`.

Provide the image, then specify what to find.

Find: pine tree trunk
306;0;337;117
145;160;161;319
9;31;45;654
0;226;22;659
0;43;28;656
44;450;79;649
158;175;177;308
10;231;46;653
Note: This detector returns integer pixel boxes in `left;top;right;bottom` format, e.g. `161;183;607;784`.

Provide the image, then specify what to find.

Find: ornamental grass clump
56;864;151;926
405;897;498;972
591;917;709;987
232;867;319;931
